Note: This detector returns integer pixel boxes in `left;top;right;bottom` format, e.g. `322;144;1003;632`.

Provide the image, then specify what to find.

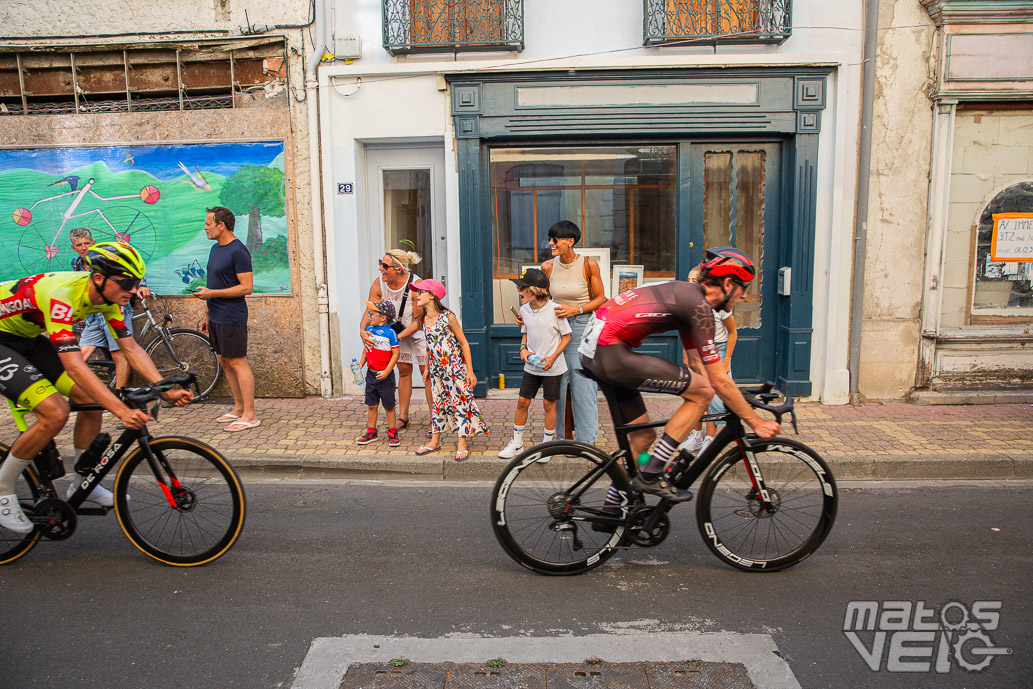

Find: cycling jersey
0;272;129;353
579;281;720;422
586;281;719;364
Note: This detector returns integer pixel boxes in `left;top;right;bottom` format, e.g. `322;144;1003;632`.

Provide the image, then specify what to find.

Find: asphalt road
0;480;1029;689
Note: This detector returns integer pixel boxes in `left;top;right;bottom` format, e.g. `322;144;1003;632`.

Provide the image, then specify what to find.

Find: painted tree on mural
218;165;286;255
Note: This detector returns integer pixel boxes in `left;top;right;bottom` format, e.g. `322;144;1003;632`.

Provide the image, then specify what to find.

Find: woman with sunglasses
360;249;433;432
539;220;607;444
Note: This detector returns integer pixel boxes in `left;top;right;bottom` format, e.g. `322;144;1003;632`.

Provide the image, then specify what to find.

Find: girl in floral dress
405;279;488;461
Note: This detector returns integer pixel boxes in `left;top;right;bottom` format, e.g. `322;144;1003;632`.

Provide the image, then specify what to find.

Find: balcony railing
644;0;792;46
383;0;524;55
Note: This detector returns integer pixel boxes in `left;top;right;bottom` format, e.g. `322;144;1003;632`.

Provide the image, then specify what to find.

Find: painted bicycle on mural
11;176;159;274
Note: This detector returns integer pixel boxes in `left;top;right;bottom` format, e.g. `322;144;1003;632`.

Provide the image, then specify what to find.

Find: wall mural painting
0;141;290;295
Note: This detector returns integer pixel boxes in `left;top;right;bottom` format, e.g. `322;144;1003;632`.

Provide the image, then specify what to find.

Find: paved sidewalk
40;395;1033;481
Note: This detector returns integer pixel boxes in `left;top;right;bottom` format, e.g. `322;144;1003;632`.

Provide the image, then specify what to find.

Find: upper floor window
643;0;792;46
383;0;523;55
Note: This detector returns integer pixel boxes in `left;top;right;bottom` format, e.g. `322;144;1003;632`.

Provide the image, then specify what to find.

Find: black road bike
86;297;222;400
0;373;245;566
491;373;838;575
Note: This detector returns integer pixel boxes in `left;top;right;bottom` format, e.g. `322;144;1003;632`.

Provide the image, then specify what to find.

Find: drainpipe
307;0;333;397
848;0;880;404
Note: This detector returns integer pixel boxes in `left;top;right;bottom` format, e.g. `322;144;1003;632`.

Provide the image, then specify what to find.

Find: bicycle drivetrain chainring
30;498;78;540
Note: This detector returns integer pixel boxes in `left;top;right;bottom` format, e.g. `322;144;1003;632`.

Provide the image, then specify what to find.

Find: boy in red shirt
356;300;401;446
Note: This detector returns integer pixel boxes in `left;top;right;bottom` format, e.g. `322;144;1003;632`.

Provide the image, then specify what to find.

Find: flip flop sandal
415;445;440;456
216;413;240;423
454;450;470;462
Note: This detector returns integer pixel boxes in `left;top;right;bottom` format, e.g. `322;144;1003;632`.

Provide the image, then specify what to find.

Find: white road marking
291;631;800;689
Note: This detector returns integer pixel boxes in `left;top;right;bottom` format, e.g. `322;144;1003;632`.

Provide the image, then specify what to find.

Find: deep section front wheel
696;437;837;572
0;442;43;565
113;437;245;566
491;441;633;575
145;329;222;399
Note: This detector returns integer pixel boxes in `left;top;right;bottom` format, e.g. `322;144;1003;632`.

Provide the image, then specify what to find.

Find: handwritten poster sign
991;213;1033;262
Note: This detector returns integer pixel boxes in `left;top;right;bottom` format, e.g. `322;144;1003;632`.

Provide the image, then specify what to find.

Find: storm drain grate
338;661;755;689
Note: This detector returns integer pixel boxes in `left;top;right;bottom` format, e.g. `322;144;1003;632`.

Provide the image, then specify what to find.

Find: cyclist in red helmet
579;246;780;501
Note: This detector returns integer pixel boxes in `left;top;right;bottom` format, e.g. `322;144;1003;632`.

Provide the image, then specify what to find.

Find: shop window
644;0;791;45
383;0;523;54
972;182;1033;322
490;146;676;324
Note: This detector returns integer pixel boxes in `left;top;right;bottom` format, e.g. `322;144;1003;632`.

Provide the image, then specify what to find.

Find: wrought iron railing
383;0;523;55
643;0;792;46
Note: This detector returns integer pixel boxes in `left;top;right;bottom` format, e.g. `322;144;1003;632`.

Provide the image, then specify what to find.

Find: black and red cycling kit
0;272;130;410
579;280;719;420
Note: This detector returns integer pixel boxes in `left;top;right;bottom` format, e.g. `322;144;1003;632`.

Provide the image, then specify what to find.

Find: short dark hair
547;220;581;244
206;206;235;232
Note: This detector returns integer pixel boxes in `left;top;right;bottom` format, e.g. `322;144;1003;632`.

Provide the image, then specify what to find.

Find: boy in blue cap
357;299;400;446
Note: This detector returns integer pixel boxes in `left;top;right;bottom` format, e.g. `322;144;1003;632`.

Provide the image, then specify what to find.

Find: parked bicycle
0;373;246;567
491;375;838;575
86;296;222;400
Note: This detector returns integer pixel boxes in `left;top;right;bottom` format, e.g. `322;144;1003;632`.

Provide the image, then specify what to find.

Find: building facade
1;0;324;397
319;0;866;402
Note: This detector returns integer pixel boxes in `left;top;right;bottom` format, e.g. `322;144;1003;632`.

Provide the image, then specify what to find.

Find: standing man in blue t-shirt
192;206;259;432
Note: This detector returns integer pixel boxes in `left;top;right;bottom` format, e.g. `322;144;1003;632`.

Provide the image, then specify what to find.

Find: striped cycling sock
642;433;679;479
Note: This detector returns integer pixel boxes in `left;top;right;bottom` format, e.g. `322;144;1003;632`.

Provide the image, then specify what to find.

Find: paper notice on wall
991;213;1033;262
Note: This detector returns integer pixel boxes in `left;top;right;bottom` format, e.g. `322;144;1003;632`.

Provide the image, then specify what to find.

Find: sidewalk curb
225;451;1033;481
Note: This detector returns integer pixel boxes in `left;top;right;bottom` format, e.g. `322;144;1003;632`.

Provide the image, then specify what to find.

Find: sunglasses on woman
379;261;395;271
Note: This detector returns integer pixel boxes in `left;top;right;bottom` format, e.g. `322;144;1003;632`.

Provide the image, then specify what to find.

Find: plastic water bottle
350;358;364;386
527;353;544;368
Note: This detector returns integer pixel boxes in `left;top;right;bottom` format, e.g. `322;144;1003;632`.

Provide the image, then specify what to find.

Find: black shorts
364;368;396;409
518;371;562;402
0;334;74;410
580;343;693;422
209;322;248;359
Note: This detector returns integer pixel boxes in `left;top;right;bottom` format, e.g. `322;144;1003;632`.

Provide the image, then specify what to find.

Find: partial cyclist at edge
578;246;780;502
0;242;192;533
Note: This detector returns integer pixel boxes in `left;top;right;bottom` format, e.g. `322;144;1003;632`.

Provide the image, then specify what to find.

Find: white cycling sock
512;424;525;444
0;451;32;494
543;428;555;443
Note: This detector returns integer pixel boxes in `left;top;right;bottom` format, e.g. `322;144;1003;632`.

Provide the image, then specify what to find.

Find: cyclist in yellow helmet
0;242;193;533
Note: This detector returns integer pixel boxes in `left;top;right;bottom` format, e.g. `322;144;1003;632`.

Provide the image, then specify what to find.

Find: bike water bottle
36;441;65;480
74;433;111;475
350;358;364;386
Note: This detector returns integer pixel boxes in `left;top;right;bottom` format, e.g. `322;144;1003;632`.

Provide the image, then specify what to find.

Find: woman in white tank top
541;221;607;443
361;249;433;432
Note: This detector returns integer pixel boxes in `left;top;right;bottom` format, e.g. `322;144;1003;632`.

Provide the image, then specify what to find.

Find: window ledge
934;327;1033;344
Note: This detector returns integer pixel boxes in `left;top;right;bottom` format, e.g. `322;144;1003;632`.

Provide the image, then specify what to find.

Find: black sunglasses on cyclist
111;276;142;291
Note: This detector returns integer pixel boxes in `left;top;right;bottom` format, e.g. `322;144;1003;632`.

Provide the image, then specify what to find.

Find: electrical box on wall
778;267;792;296
335;35;361;60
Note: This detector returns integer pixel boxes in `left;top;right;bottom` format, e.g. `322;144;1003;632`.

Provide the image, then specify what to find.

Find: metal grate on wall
0;37;287;116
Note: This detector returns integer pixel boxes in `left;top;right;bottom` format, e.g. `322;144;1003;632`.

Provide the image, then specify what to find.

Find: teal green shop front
449;68;830;398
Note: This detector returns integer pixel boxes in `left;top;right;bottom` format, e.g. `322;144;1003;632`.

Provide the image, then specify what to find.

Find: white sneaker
678;430;705;454
700;435;714;455
0;494;33;534
497;438;525;459
67;479;115;507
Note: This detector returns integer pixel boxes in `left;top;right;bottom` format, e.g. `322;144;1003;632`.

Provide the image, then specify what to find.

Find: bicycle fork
137;437;186;509
735;439;776;513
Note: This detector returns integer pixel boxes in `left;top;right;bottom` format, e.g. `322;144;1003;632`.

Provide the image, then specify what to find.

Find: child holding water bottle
355;300;400;447
497;268;571;459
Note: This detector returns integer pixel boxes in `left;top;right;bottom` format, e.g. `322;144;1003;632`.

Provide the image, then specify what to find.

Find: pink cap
410;278;446;300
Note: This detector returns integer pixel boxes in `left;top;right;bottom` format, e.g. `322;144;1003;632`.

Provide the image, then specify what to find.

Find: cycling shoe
67;480;115;507
631;474;693;503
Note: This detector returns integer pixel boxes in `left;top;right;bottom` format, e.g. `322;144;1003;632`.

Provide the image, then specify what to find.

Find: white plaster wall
321;0;865;400
859;0;936;399
2;0;310;36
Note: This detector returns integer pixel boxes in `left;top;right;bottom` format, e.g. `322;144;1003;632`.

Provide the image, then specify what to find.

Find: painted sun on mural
0;141;290;295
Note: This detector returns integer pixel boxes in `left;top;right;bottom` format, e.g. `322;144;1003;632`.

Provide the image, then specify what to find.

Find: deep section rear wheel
145;329;222;399
0;443;43;565
696;438;837;572
113;437;245;566
491;441;633;575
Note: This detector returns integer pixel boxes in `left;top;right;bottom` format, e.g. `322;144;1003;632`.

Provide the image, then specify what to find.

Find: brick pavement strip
337;661;755;689
20;397;1032;481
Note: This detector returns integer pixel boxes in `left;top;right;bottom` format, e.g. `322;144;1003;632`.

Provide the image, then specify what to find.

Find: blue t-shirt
364;324;399;371
205;239;253;326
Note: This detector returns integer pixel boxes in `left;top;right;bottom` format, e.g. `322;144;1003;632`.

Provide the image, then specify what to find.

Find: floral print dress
424;312;488;438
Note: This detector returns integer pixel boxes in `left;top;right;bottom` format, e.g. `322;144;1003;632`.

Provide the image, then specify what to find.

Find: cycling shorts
0;334;75;411
580;343;693;422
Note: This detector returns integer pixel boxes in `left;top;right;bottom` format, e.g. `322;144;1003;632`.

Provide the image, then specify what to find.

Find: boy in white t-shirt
498;268;572;459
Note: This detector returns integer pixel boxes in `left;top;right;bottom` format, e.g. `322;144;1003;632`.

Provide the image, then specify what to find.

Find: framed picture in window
578;247;611;301
611;265;644;297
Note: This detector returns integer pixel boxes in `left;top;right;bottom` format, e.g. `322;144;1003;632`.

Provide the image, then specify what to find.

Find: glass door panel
383;169;433;274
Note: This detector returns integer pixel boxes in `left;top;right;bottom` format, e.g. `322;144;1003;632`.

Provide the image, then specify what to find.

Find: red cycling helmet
699;246;756;285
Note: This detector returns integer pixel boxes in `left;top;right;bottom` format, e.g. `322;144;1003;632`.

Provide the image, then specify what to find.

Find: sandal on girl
415;445;439;456
454;450;470;462
398;418;410;430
